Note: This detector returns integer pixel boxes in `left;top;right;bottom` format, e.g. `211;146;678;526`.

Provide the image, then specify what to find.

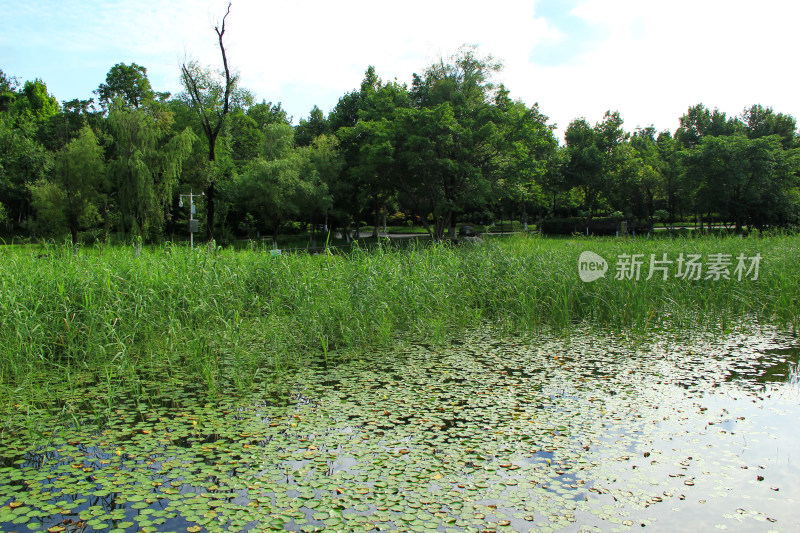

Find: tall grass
0;234;797;405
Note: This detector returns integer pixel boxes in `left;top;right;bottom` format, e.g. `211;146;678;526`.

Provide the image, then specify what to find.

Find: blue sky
3;0;799;138
529;0;607;66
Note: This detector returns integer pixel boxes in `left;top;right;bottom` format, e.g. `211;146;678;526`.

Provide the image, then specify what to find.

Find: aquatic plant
0;234;797;402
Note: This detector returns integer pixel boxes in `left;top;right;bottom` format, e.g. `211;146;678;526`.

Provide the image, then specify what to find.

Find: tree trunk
181;3;233;243
420;218;434;240
205;181;215;241
522;202;528;231
102;201;111;244
433;212;450;242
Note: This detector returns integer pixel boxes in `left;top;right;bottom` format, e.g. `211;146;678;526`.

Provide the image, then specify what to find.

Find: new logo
578;251;608;282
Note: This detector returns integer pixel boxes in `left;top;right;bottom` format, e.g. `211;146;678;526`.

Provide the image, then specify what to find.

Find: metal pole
189;189;194;250
179;190;201;250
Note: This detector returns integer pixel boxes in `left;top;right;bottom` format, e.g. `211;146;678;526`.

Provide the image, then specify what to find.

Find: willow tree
180;2;238;241
106;104;195;239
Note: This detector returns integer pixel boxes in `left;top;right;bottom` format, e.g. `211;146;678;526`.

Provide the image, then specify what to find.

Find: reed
0;234;797;405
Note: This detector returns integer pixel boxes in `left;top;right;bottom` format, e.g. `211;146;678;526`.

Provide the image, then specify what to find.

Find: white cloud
514;0;800;136
4;0;800;138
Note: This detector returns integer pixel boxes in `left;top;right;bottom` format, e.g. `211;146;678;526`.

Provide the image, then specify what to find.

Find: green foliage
260;122;295;161
106;104;196;238
15;78;59;120
228;111;261;171
232;123;331;242
492;97;558;221
247;100;290;129
563;117;604;215
0;69;18;113
3;51;800;241
0;112;51;226
27;179;65;236
96;62;158;109
741;104;798;147
675;103;742;148
39;98;103;152
294;105;328;146
1;235;798;391
30;126;106;242
681;133;800;230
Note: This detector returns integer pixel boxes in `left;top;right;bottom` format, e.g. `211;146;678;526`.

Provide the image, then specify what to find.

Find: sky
2;0;799;139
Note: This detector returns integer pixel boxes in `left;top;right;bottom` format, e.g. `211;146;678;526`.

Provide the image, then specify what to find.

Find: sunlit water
0;327;798;532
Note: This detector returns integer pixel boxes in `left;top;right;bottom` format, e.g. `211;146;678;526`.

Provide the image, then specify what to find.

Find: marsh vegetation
1;235;799;531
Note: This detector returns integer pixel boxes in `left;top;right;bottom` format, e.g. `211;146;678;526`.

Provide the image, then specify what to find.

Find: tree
741;104;797;148
229;111;262;172
294;105;329;147
392;103;463;239
491;95;558;229
605;142;661;223
741;136;800;228
400;46;504;239
106;103;196;239
305;133;344;235
0;112;51;226
15;79;59;120
0;69;19;113
328;67;410;238
655;130;683;227
180;2;239;241
343;72;411;236
31;126;105;243
295;143;333;247
563;118;604;217
96;63;159;109
328;90;362;132
682;134;799;231
562;111;631;220
247;100;290;130
233;123;303;245
606;126;666;223
326;90;364;234
675;104;741;149
538;146;569;217
39;98;102;152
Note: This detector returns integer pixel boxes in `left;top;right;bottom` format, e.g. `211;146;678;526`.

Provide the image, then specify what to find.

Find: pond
1;327;798;532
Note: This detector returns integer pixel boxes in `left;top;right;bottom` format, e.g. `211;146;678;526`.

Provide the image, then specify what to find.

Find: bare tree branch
179;1;236;240
215;2;232;132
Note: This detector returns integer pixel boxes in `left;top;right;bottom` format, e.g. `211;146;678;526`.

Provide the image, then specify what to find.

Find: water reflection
1;328;798;532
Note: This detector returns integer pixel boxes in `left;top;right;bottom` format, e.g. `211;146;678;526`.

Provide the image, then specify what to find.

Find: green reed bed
0;234;798;409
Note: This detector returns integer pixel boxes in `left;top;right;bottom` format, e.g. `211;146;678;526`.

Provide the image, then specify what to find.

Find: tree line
2;46;799;245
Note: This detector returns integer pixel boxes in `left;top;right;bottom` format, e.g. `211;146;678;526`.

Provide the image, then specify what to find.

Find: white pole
190;189;194;250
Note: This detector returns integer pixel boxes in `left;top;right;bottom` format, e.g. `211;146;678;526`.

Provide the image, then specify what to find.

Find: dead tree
180;2;235;241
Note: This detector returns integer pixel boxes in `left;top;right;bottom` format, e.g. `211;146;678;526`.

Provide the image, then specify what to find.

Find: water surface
1;328;798;532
